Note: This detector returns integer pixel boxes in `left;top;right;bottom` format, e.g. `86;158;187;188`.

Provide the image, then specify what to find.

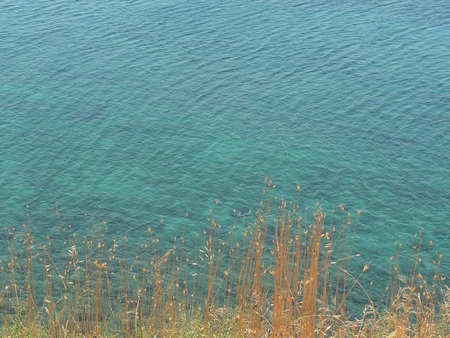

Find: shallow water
0;0;449;305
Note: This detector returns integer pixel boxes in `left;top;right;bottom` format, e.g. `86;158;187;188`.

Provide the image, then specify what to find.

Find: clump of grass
0;179;448;337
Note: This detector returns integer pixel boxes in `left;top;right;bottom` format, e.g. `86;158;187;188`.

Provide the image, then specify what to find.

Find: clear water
1;0;449;304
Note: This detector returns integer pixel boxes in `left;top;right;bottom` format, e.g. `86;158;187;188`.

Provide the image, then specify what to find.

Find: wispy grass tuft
0;179;448;337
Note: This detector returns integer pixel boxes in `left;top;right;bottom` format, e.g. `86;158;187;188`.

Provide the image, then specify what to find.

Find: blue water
1;0;449;302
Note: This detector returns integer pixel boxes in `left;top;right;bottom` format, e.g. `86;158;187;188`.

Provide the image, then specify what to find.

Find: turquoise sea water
1;0;449;304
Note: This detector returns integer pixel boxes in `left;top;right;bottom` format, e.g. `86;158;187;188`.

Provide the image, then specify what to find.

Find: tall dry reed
0;179;447;337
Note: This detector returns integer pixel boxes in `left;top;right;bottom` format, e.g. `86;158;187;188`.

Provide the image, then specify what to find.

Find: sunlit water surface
0;0;449;308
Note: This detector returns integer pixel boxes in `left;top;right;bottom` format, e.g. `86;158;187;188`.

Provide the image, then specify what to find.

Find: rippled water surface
0;0;449;302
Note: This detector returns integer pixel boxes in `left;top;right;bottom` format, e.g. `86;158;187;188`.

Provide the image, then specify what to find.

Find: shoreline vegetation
0;179;448;337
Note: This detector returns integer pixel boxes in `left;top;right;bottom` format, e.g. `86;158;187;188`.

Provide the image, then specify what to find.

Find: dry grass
0;179;448;337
